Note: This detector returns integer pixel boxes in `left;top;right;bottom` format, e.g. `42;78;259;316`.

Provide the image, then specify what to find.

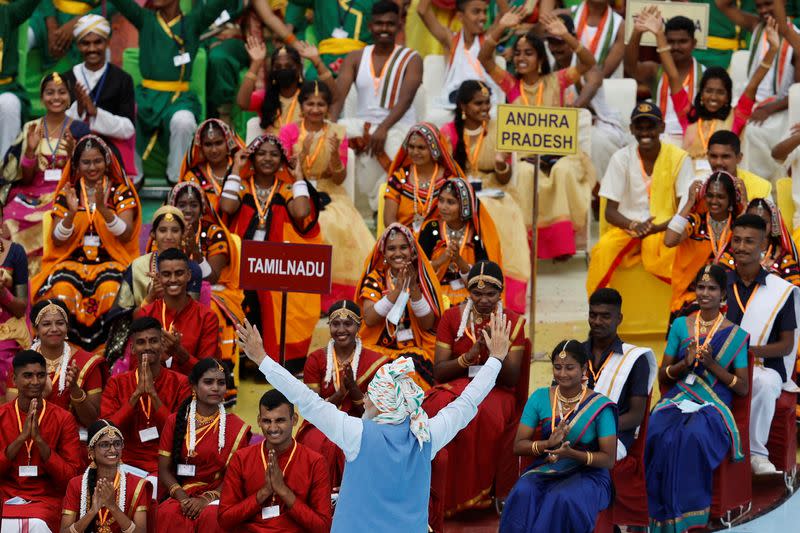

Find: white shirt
600;143;693;222
257;356;501;461
66;63;135;141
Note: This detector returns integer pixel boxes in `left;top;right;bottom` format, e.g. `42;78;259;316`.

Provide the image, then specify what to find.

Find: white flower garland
455;300;503;341
323;338;362;390
31;339;71;393
79;464;126;519
187;400;227;457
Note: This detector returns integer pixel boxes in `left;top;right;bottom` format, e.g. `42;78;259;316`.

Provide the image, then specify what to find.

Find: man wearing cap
236;312;512;532
587;101;694;294
62;14;136;176
0;0;40;159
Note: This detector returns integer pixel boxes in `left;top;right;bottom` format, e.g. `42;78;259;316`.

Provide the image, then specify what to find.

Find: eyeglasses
95;440;124;451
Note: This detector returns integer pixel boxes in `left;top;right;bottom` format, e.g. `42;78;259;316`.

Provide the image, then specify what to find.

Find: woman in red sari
61;420;151;533
297;300;389;487
157;359;251;533
226;134;323;365
423;260;528;517
6;299;106;440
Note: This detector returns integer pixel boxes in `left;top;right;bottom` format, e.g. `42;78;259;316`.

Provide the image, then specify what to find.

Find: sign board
240;241;332;294
495;104;578;155
624;0;710;49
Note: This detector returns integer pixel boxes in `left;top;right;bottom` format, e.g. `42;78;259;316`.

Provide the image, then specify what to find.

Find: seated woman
418;179;501;307
1;73;90;272
278;81;375;307
6;299;106;437
31;135;140;353
297;300;389;487
423;261;527;517
60;420;151;533
500;340;617;533
646;264;749;532
358;223;444;389
0;204;30;389
479;13;597;260
180;118;246;217
639;8;778;166
226;134;322;364
746;198;800;286
383;122;465;234
169;182;245;403
440;80;530;313
157;359;251;533
237;40;335;140
665;171;745;321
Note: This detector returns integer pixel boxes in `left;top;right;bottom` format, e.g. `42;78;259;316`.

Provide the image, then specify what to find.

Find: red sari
156;412;252;533
100;368;191;473
62;472;152;532
423;305;528;517
296;346;389;486
0;400;82;531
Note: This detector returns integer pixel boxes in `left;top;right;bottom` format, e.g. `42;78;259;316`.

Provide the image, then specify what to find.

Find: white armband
291;180;310;198
54;220;74;240
199;259;213;278
373;296;393;317
667;214;689;234
105;215;127;236
222;175;242;200
410;297;432;317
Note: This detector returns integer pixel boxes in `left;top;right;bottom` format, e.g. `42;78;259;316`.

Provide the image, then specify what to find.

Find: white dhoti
167;110;197;184
339;118;407;216
1;518;52;533
750;364;783;457
742;109;788;181
0;92;22;159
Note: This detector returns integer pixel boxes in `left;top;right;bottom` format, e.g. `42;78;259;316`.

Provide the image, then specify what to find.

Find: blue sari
500;388;617;533
646;317;748;533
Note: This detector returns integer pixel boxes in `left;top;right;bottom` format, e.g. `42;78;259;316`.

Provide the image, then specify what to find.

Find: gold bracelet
352;397;365;405
656;45;672;53
665;365;675;380
586;451;593;466
70;388;88;404
168;483;181;498
69;524;79;533
457;354;470;368
729;375;738;387
531;441;539;455
245;71;258;81
760;60;772;69
495;161;510;173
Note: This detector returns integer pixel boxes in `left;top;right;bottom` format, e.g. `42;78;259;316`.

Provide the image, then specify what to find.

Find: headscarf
386;122;466;181
749;198;799;261
240;134;295;185
180;119;245;179
695;171;745;217
73;14;111;41
367;357;430;448
151;205;186;229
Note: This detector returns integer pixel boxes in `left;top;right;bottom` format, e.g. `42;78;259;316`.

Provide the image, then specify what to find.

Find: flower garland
323;338;362;390
31;338;71;393
187;399;226;456
79;464;126;519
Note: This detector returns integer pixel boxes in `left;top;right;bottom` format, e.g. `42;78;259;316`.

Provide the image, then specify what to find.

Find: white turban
367;357;430;448
73;14;111;41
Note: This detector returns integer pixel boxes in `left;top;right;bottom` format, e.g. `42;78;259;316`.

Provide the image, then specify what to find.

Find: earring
88;456;96;468
192;391;197;401
383;258;388;264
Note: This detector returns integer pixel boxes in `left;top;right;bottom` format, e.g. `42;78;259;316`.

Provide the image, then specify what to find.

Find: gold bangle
352;397;365;405
656;45;672;53
69;524;79;533
245;71;258;81
760;60;772;69
531;441;539;455
665;365;675;380
729;375;738;387
495;161;510;173
457;354;470;368
168;483;181;498
70;388;88;403
586;451;593;466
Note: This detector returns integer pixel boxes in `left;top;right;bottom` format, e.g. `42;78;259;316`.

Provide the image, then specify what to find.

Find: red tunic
100;368;191;473
423;306;528;517
296;347;388;486
218;441;332;533
62;472;152;532
156;412;252;533
137;298;221;374
0;400;82;531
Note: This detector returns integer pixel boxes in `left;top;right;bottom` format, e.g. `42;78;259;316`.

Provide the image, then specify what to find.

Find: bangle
70;388;87;403
760;60;773;69
586;451;593;466
729;375;738;388
628;220;638;231
494;161;510;174
457;354;470;368
667;214;689;234
283;33;297;45
531;441;539;455
665;364;675;380
245;71;258;81
70;524;79;533
656;45;672;53
352;397;364;405
123;522;136;533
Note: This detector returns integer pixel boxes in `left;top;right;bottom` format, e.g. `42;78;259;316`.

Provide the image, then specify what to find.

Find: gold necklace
195;411;217;426
556;385;585;404
697;313;719;334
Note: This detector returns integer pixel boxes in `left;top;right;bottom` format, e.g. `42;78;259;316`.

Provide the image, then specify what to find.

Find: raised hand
637;6;664;35
232;150;248;175
268;449;291;500
765;16;779;49
29;398;40;439
497;5;526;30
63;184;80;213
26;123;42;152
245;34;267;66
295;41;321;64
236;320;268;365
481;312;512;360
541;13;569;38
64;360;79;394
75;83;97;118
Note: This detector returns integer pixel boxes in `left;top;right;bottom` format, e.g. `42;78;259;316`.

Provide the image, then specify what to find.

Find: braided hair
170;359;226;477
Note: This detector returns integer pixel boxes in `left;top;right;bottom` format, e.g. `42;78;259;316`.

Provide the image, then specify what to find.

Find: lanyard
156;12;185;51
549;386;587;434
369;46;398;95
97;471;121;526
696;119;718;153
160;301;175;333
588;349;614;383
43;118;68;169
660;63;695;114
300;123;328;177
464;125;487;173
462;36;483;78
15;399;47;464
412;164;438;220
204;161;229;196
135;370;152;423
576;6;610;56
185;414;220;457
708;215;731;263
733;283;759;315
441;222;469;259
80;64;109;107
694;312;724;350
260;439;297;505
518;79;544;106
80;177;107;230
636;149;652;196
250;180;278;224
279;93;299;128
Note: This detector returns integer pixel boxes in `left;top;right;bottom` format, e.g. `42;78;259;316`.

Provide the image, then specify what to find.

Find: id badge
331;27;349;39
173;52;191;67
412;218;423;234
165;356;173;369
449;278;465;291
78;427;88;442
177;464;196;477
83;235;101;248
468;365;483;378
261;505;280;519
685;373;697;385
18;465;38;477
396;328;415;342
214;9;231;25
139;426;159;442
253;229;267;242
44;169;62;182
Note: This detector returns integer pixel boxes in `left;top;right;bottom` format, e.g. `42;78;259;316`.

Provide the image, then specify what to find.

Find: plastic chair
789;83;800;126
730;50;751;103
376;184;387;237
345;148;356;201
601;78;637;130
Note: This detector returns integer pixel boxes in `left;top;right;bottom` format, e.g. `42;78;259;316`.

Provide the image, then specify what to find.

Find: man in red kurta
101;317;190;474
0;350;82;532
136;248;220;374
218;389;332;533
